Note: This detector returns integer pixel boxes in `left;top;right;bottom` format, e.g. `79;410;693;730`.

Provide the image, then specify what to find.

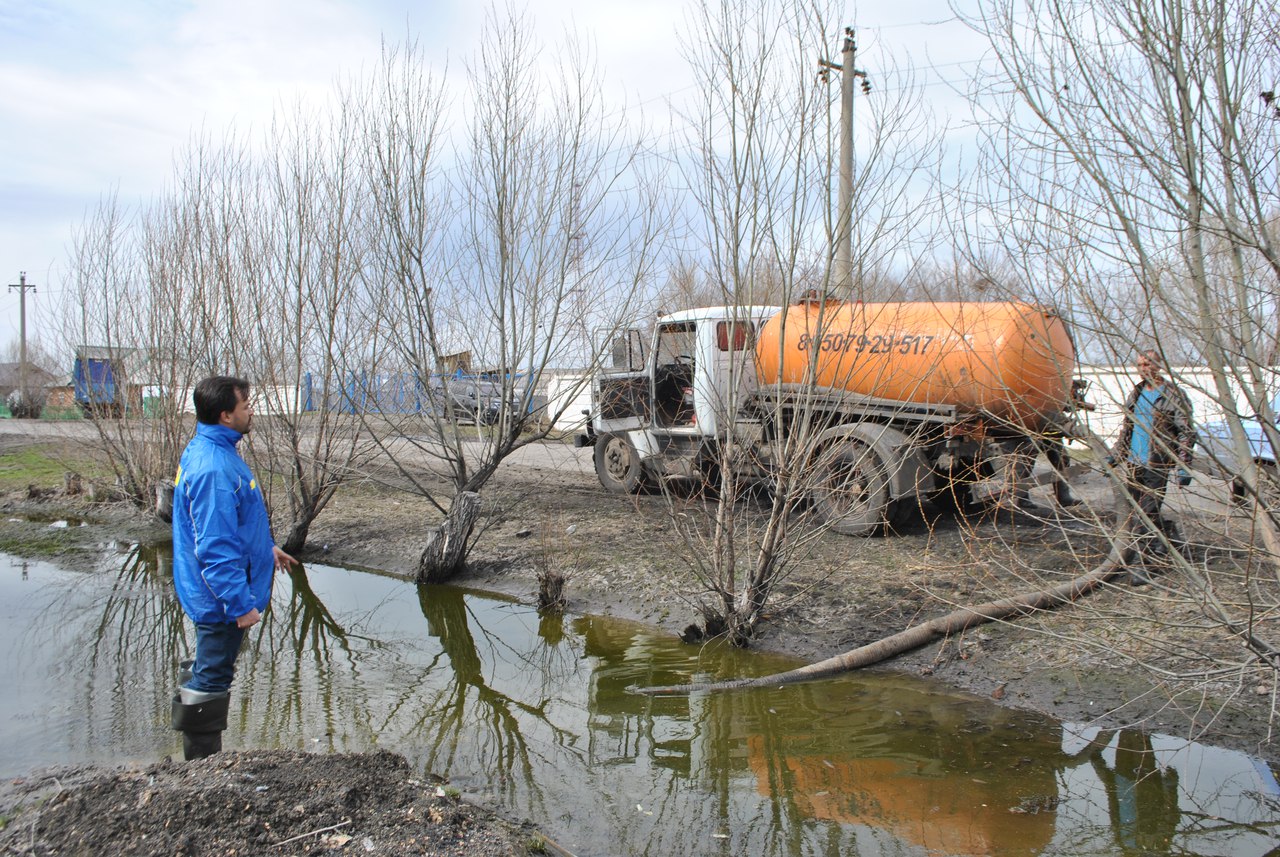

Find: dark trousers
188;622;246;694
1127;465;1168;517
1125;464;1177;557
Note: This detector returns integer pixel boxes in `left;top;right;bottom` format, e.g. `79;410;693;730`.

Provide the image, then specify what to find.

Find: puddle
7;513;90;528
0;550;1276;856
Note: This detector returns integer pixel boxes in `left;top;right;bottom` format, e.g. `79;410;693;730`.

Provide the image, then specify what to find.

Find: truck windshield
655;322;696;366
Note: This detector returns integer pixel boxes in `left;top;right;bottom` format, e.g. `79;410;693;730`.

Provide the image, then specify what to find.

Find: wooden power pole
818;28;871;300
7;272;36;409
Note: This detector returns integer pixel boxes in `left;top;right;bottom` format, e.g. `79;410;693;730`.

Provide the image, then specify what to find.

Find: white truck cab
584;306;780;493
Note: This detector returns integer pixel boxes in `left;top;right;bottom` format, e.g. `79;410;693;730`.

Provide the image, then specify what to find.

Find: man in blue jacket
171;376;296;760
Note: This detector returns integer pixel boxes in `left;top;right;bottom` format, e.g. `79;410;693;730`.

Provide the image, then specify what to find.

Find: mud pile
0;750;532;857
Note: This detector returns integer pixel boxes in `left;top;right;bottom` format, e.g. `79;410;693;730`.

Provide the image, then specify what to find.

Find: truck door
593;328;650;434
652;320;699;428
695;313;770;436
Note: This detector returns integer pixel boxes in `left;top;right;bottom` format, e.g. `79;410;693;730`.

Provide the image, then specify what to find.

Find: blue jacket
172;423;276;623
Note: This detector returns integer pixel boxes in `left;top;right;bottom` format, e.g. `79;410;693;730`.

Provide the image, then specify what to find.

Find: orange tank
754;299;1075;430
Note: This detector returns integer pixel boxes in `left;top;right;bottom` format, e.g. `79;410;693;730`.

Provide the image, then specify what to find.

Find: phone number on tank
796;332;938;355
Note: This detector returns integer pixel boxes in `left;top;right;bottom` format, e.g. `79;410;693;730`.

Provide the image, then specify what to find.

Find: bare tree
353;17;666;581
229;101;383;555
959;0;1280;732
658;0;947;644
61;111;380;554
60;190;191;507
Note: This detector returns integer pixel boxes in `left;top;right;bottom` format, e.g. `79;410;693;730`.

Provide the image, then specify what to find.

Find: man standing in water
171;376;296;760
1109;349;1196;582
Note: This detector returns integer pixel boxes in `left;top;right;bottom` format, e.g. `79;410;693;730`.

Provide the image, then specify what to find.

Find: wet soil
0;751;536;856
299;458;1278;760
0;432;1276;854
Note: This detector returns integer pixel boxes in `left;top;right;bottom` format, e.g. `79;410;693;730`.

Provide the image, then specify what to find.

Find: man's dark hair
193;376;250;425
1140;347;1166;369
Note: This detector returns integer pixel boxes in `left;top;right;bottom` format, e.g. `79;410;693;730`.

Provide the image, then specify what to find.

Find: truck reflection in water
576;612;1278;856
746;722;1058;855
581;610;1058;854
6;552;1278;857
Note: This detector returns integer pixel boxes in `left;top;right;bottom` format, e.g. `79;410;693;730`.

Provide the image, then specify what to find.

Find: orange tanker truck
582;294;1078;534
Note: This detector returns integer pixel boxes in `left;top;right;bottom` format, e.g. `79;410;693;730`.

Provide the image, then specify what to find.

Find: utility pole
7;272;36;411
819;28;871;299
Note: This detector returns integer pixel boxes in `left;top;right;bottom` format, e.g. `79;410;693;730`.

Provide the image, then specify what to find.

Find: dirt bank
300;459;1278;762
0;750;540;856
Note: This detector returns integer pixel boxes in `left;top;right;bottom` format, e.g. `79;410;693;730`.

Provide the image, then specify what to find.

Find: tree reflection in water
73;544;187;754
1088;729;1180;852
239;563;378;752
6;551;1279;857
410;585;582;819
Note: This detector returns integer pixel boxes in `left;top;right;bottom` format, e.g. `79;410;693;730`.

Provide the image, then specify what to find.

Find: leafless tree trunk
352;15;665;580
958;0;1280;731
417;492;481;583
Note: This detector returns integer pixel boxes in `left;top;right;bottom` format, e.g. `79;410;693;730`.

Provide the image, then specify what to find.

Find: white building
1073;364;1279;447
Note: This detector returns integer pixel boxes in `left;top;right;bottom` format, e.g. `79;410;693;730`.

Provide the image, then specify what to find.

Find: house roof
74;345;146;360
0;362;57;389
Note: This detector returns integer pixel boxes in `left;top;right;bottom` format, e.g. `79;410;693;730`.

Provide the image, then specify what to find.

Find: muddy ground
0;751;537;857
0;431;1277;855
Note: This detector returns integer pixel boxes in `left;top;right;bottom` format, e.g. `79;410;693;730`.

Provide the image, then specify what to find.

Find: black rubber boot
172;690;230;761
1054;480;1081;508
1159;518;1189;558
182;730;222;760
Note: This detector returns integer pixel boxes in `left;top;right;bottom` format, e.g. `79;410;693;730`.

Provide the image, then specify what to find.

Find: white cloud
0;0;993;351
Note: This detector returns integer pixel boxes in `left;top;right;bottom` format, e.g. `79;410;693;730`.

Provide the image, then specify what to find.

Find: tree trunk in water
281;517;311;557
634;540;1134;696
418;491;481;584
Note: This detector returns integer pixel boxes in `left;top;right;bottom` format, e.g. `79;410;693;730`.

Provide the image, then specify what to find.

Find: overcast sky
0;0;983;357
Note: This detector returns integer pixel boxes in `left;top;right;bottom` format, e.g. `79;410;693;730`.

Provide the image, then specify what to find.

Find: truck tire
810;438;890;535
594;433;647;494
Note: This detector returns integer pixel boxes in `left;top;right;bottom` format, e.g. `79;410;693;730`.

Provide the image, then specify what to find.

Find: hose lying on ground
630;539;1135;696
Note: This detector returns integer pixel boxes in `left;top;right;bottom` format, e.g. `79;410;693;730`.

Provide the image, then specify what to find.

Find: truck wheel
594;433;647;494
810;438;890;535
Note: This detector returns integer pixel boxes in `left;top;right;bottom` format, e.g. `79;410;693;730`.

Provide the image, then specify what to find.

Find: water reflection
1085;730;1180;852
0;545;186;770
1;551;1277;856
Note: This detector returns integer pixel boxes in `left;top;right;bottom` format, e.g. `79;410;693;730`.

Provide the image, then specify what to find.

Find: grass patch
0;446;108;492
40;407;85;421
0;531;75;557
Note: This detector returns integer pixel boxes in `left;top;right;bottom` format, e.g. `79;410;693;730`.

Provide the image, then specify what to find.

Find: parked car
1194;398;1279;503
426;382;501;425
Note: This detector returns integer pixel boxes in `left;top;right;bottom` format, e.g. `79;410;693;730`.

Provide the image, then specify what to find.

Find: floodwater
2;547;1278;857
